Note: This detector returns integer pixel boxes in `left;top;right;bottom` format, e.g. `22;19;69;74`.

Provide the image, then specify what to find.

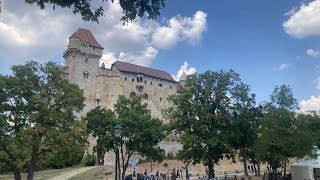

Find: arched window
83;72;89;79
160;97;162;102
143;93;148;100
130;92;136;98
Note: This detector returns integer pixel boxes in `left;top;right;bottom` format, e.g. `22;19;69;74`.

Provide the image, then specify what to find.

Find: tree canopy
166;70;253;178
255;85;315;174
20;0;166;23
0;61;86;180
86;106;116;165
86;95;166;179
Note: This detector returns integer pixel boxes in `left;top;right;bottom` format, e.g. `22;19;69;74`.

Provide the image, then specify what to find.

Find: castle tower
178;71;187;87
63;28;104;105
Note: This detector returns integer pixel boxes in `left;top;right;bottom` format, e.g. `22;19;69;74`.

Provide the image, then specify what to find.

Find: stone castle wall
64;32;182;165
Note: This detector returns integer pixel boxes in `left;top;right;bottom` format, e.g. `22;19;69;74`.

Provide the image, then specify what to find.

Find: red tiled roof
112;61;177;82
70;28;103;49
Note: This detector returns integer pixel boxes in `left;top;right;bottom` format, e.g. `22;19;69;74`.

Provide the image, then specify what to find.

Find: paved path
48;166;98;180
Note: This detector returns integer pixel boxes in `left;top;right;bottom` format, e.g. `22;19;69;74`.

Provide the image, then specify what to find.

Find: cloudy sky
1;0;320;111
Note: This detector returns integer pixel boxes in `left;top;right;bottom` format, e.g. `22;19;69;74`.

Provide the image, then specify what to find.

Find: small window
137;77;139;82
125;77;127;81
170;86;173;89
160;97;162;102
93;47;95;50
83;72;89;79
130;92;136;98
143;93;148;100
150;82;153;85
140;77;142;82
158;83;163;87
85;58;88;63
132;78;134;82
144;80;147;84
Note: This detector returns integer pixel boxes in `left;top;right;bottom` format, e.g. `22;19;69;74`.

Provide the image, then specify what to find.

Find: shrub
166;152;175;160
163;162;168;167
37;148;84;169
81;153;96;166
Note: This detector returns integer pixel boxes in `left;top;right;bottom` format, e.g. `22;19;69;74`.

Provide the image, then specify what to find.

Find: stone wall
64;35;183;166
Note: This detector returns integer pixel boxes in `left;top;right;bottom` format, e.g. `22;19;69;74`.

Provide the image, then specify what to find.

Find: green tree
255;85;314;174
86;106;116;165
228;83;262;176
15;0;166;23
86;96;165;180
0;61;86;180
115;96;165;179
167;70;249;178
297;112;320;151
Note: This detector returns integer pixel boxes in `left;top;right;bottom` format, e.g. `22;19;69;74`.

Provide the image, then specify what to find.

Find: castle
63;28;184;163
63;28;186;119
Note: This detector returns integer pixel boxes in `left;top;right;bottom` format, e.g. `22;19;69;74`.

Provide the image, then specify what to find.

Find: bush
163;162;168;167
37;148;84;169
166;152;176;160
81;153;96;166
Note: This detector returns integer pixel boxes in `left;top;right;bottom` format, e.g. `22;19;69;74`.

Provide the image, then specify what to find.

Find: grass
69;165;113;180
0;167;81;180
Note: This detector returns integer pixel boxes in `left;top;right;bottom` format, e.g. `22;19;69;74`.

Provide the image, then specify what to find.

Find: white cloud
152;11;207;49
300;96;320;112
278;64;291;70
100;46;158;68
131;46;158;67
306;48;320;57
283;0;320;38
172;61;197;81
0;0;207;74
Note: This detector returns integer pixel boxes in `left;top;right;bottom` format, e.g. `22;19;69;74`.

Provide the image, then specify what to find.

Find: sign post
131;160;137;180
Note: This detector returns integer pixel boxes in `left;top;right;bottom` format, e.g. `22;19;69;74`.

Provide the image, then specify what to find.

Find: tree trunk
257;162;261;176
121;159;130;180
95;153;100;166
283;162;287;175
118;155;121;180
242;150;248;176
27;141;40;180
208;159;215;179
13;167;21;180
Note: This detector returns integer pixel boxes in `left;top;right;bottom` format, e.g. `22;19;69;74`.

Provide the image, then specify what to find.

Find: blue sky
0;0;320;110
154;0;320;105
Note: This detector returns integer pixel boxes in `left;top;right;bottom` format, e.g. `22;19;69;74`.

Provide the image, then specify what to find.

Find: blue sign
131;159;137;167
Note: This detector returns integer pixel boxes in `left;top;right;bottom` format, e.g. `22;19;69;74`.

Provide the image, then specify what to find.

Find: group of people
172;168;183;179
143;168;183;180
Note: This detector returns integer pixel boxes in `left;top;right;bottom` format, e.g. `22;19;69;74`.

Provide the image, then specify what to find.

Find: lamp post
114;122;122;180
